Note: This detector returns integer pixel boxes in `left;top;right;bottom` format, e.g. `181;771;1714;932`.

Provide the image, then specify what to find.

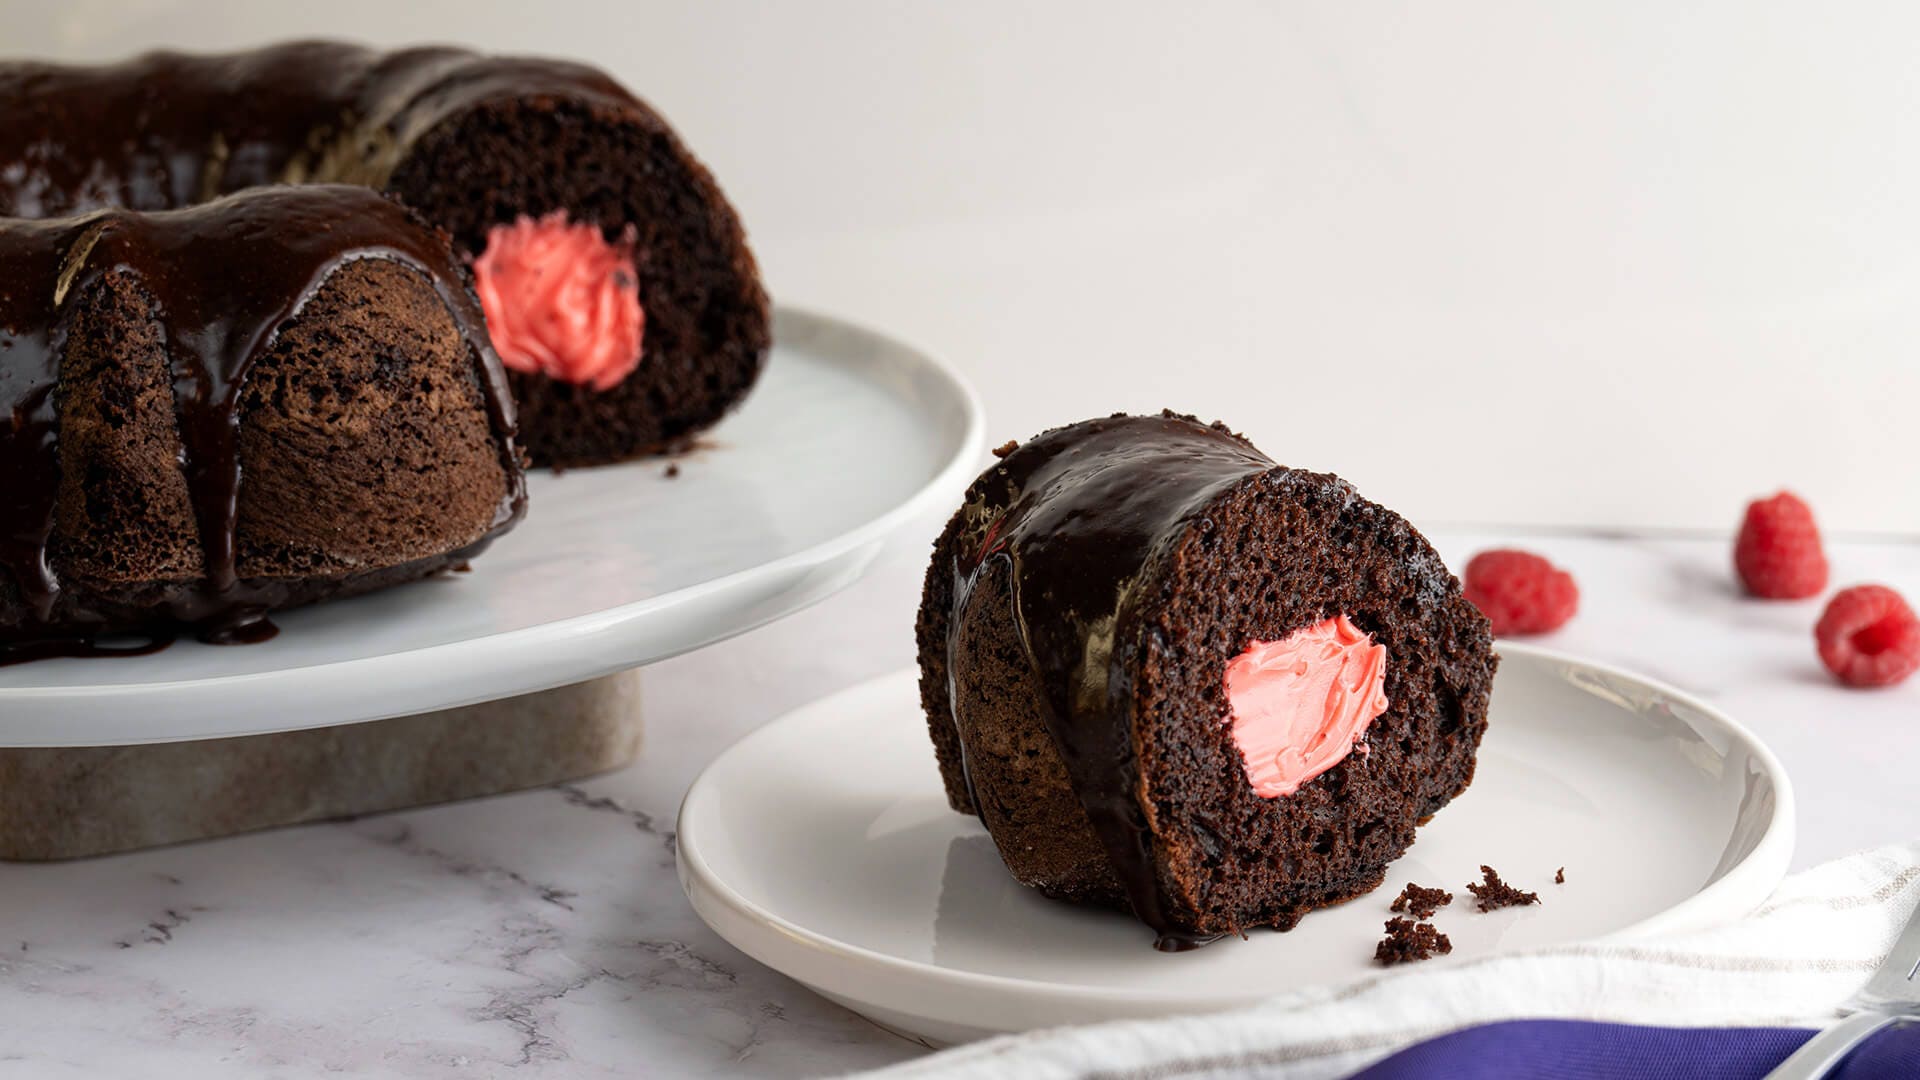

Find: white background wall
9;1;1920;534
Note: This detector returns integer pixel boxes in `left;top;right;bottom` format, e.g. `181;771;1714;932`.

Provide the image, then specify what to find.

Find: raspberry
1734;492;1829;599
1815;585;1920;688
1462;549;1578;636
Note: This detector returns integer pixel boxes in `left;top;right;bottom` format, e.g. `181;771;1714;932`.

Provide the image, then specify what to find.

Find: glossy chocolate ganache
0;185;525;655
945;414;1275;950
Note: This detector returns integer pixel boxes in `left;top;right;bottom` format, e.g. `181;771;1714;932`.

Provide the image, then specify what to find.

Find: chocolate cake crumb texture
665;463;681;478
1556;866;1566;884
1375;917;1452;966
1390;883;1454;920
1467;865;1541;912
991;439;1020;458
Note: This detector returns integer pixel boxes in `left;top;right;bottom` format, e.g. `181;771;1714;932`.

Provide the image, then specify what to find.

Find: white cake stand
0;307;984;748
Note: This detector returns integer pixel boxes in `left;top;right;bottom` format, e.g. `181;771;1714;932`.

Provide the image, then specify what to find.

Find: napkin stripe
1752;863;1920;915
1082;1015;1831;1080
1082;1028;1455;1080
1539;945;1879;974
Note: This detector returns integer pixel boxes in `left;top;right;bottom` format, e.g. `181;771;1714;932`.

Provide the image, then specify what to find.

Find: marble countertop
2;518;1915;1078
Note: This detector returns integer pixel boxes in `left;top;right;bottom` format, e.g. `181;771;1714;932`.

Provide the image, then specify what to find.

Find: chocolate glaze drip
0;42;640;218
946;413;1273;951
0;185;525;648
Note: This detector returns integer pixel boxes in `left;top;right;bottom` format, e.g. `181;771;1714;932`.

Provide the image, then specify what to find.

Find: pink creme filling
1222;615;1390;798
471;211;645;391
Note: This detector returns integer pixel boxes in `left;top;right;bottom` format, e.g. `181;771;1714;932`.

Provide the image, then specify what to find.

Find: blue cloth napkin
1353;1019;1920;1079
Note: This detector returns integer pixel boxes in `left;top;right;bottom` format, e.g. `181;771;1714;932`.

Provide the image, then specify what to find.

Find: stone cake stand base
0;671;643;861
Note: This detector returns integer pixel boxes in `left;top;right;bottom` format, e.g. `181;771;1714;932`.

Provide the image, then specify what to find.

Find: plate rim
676;643;1797;1011
0;306;986;743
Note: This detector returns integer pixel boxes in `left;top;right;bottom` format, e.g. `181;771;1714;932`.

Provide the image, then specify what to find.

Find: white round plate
678;644;1795;1046
0;308;983;747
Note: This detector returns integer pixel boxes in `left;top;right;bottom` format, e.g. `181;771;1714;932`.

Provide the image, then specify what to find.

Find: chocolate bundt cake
917;413;1496;950
0;185;525;659
0;41;769;467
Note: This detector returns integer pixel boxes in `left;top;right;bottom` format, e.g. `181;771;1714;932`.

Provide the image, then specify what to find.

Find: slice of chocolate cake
917;413;1496;949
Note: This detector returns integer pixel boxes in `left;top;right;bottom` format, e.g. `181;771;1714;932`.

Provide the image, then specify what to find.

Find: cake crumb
664;462;681;478
1555;867;1565;885
1390;883;1453;920
992;439;1020;458
1467;865;1541;912
1374;917;1452;966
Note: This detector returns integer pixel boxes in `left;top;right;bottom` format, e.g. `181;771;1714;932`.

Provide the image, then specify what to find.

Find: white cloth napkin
853;842;1920;1080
